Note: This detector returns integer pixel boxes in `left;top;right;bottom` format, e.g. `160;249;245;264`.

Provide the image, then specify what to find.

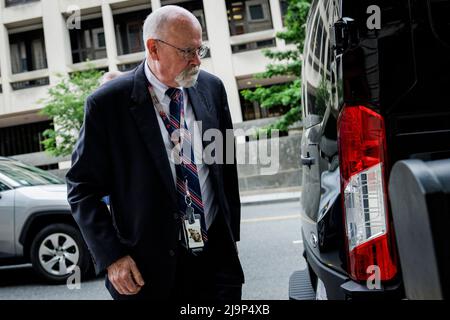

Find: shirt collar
144;61;184;103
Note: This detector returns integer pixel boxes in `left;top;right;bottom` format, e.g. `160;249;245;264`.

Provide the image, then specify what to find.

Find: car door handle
301;155;316;166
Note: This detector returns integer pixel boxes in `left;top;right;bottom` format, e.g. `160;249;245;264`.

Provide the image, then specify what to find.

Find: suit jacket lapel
186;85;222;180
129;61;177;206
186;85;218;149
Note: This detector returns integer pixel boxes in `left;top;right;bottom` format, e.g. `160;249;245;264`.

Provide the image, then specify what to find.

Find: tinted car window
428;0;450;47
0;160;64;187
0;180;9;191
302;0;332;128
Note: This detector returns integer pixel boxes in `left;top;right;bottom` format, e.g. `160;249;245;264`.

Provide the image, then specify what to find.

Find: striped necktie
165;87;208;243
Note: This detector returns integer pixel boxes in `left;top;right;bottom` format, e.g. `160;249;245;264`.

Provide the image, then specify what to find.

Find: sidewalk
240;186;301;205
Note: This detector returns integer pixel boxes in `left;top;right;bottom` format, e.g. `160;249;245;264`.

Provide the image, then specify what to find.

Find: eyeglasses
155;39;209;60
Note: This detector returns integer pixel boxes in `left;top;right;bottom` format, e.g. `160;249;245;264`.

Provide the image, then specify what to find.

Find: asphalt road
0;199;306;300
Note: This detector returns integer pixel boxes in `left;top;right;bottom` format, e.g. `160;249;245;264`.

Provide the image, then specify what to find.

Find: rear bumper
303;241;404;300
389;159;450;299
289;269;316;300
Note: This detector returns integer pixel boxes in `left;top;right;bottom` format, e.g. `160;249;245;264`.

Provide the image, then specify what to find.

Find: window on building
69;17;107;63
239;84;291;121
280;0;288;25
11;77;49;90
226;0;273;36
118;62;140;72
0;120;53;157
5;0;39;7
114;9;150;56
161;0;208;40
232;38;275;53
9;29;47;74
280;1;288;16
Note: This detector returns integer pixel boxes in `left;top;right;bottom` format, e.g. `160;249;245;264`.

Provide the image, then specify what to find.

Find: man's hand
107;255;145;295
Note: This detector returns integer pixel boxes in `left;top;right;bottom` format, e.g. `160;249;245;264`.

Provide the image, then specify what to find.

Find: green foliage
39;67;104;156
240;0;311;132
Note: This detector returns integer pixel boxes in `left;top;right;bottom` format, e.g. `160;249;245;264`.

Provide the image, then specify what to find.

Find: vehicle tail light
338;105;397;282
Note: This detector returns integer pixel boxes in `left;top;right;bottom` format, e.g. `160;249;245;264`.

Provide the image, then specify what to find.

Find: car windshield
0;160;64;187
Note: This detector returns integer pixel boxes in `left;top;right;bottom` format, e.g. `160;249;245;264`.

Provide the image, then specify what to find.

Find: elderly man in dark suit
66;5;244;300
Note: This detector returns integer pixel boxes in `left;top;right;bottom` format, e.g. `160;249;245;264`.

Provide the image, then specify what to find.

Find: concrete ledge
10;151;70;167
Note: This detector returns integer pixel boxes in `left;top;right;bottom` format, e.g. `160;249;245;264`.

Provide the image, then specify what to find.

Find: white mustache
175;66;200;87
185;67;199;76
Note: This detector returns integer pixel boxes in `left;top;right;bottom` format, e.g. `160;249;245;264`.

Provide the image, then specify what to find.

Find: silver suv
0;157;92;283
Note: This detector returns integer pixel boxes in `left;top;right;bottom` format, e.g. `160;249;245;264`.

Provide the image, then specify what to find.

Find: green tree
39;67;104;157
240;0;311;133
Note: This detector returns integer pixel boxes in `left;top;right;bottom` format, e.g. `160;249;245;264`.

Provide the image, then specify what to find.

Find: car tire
30;223;93;284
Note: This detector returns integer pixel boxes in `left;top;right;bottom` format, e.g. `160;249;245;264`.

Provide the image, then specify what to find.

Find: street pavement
0;199;306;300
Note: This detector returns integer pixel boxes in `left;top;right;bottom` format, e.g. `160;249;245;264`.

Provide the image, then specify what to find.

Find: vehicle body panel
14;185;71;256
0;188;15;257
300;0;450;298
0;157;71;259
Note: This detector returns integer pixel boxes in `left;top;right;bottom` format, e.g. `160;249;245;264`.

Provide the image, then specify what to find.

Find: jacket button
169;249;175;257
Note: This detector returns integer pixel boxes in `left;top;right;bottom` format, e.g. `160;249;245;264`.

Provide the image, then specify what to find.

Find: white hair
142;5;200;56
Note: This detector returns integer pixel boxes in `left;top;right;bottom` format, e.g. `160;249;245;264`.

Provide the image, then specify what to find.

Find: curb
240;192;301;205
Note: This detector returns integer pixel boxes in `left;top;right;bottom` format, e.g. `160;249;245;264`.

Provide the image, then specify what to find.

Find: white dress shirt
144;63;218;229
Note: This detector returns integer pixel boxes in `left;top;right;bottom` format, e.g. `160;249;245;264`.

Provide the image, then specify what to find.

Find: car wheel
30;223;93;284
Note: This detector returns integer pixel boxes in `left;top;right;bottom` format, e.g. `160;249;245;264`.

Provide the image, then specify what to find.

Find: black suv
291;0;450;299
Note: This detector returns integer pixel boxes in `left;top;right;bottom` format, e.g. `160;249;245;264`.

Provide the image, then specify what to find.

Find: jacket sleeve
66;96;128;274
219;82;242;242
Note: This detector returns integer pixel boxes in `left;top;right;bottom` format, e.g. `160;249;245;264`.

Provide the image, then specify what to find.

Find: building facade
0;0;293;162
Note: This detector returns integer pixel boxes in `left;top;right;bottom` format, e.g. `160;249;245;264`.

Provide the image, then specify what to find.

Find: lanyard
147;83;188;158
147;83;194;216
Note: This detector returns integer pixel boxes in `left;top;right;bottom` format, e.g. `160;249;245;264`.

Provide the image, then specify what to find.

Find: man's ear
146;39;159;60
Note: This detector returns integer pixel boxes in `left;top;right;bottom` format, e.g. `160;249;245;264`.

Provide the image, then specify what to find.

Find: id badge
183;214;204;250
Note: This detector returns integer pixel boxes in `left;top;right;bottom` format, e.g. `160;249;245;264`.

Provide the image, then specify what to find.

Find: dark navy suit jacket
66;61;242;297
